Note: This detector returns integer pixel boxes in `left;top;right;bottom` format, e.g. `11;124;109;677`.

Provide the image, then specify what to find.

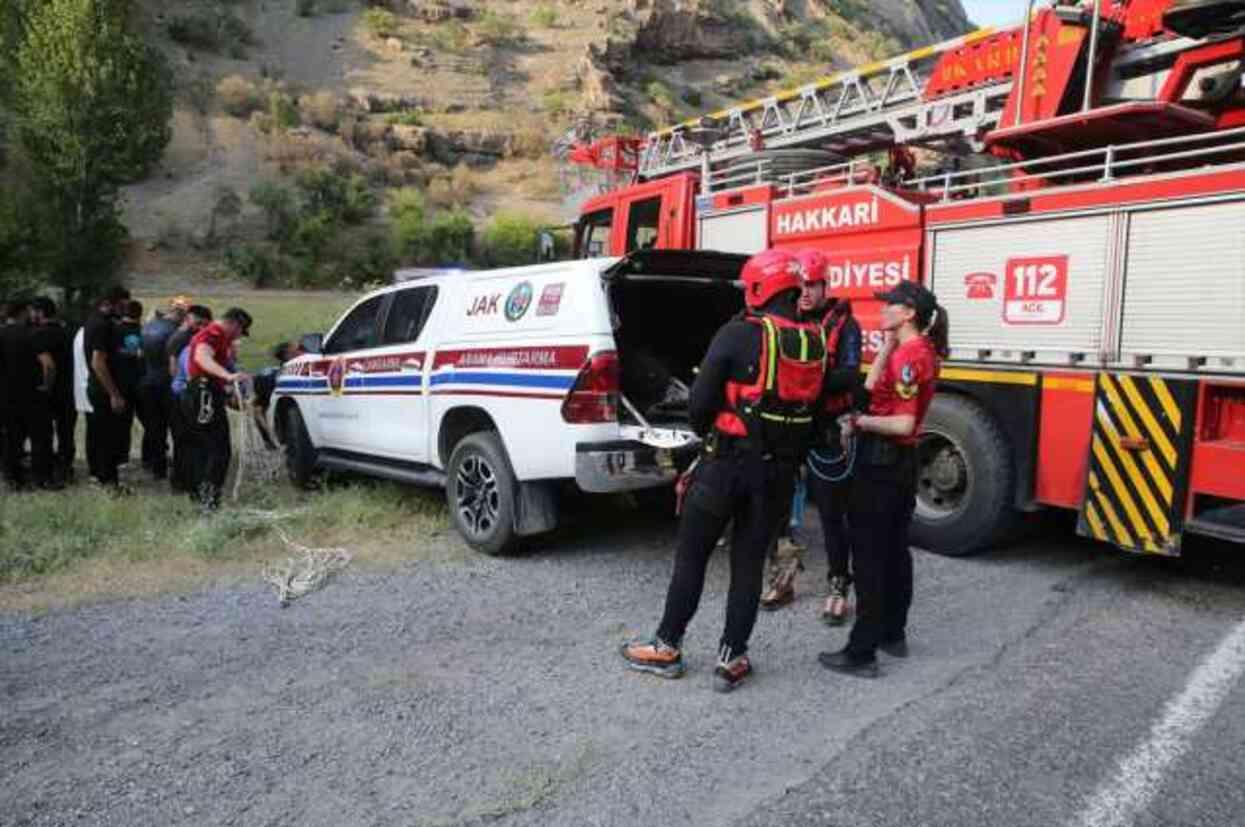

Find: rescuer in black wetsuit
620;249;828;693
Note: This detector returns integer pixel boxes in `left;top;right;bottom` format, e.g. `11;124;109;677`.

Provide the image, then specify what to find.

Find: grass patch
135;290;356;369
0;478;456;613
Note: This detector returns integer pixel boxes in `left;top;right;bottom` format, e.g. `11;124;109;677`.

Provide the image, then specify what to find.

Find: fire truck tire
447;431;520;557
910;394;1016;557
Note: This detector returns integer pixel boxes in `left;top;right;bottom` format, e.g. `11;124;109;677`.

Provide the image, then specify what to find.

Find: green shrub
481;210;544;266
540;89;572;116
529;4;559;28
475;11;523;46
421;209;474;264
269;90;301;131
167;11;253;58
384;109;424;126
296;166;376;225
249;181;297;241
364;8;398;37
225;244;277;288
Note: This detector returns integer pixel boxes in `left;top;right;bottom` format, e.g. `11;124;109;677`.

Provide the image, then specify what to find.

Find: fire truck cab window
626;197;661;251
581;208;614;257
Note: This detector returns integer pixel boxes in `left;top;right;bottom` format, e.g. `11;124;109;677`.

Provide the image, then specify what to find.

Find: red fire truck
566;0;1245;556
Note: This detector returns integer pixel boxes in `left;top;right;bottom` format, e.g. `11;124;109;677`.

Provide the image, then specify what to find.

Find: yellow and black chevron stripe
1079;374;1195;556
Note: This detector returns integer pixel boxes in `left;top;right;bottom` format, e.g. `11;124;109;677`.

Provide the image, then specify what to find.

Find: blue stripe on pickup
344;374;424;389
429;371;575;390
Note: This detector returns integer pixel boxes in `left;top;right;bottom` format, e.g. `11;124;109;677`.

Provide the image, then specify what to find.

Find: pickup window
325;295;386;354
382;286;438;345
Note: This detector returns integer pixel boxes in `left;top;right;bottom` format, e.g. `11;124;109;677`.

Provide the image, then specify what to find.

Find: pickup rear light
561;350;619;424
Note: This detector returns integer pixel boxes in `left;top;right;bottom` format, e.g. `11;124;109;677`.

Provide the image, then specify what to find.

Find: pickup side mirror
300;332;324;355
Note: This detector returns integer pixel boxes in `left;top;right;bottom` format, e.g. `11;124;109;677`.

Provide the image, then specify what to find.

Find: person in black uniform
83;286;132;489
621;249;827;693
165;305;212;492
760;249;863;620
0;300;57;490
820;280;948;678
112;300;145;467
137;300;187;480
30;298;75;485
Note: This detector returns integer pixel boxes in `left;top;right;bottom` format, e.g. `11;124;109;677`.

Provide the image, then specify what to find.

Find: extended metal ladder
638;27;1017;180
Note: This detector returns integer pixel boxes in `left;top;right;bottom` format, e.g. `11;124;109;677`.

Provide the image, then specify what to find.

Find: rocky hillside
121;0;971;283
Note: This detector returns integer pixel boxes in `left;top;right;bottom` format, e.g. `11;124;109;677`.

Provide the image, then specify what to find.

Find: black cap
875;280;936;319
224;307;253;337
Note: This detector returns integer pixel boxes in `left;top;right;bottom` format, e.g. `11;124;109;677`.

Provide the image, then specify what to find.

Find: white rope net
226;381;352;607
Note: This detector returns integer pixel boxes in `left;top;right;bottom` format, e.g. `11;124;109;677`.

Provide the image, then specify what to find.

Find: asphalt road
3;507;1244;827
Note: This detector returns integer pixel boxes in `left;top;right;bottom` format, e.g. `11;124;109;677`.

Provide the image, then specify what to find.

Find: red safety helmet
741;249;802;309
796;249;828;285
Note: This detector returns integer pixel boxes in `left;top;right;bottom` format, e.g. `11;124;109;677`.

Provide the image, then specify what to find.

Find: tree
11;0;174;310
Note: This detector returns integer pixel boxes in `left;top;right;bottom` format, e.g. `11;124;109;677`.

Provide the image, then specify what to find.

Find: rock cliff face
115;0;973;249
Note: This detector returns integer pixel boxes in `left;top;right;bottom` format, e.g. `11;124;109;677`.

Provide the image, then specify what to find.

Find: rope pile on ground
261;525;352;608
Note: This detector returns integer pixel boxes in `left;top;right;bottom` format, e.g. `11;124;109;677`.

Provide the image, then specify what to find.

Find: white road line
1076;618;1245;827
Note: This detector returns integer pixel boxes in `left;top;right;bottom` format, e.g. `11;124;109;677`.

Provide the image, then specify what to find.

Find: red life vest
714;314;827;458
820;304;854;418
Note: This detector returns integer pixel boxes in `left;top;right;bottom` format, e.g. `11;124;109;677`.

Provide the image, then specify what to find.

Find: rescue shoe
759;584;795;611
620;637;686;679
820;577;852;626
879;636;909;659
712;653;753;693
818;648;879;679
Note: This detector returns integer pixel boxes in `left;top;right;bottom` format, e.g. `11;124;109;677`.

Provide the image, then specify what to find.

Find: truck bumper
575;439;694;493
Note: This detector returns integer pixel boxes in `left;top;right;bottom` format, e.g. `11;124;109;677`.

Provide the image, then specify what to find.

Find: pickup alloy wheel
447;431;519;556
456;455;500;539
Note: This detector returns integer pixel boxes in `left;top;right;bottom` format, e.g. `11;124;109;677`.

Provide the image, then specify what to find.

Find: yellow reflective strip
964;27;998;45
1116;374;1178;473
800;329;809;362
1084;500;1108;542
908;45;938;60
763;318;778;393
1089;471;1135;548
1044;376;1095;393
1099;376;1174;505
857;61;885;76
940;367;1038;386
1096;401;1170;536
1091;434;1156;551
1149;377;1182;431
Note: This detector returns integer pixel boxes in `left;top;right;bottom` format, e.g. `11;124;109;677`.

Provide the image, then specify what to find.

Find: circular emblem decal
505;281;534;322
327;357;346;397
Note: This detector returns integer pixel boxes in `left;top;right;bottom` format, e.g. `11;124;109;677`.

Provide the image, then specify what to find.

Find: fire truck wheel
910;394;1016;556
447;431;520;556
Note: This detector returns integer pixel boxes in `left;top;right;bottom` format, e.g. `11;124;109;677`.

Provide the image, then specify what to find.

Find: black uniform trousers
808;468;852;583
49;396;76;481
85;391;127;486
2;395;53;488
845;444;916;659
656;449;796;659
167;392;190;491
137;383;170;477
186;380;231;508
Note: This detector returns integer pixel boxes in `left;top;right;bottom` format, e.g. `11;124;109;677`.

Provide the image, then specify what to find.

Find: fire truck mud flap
1078;374;1198;556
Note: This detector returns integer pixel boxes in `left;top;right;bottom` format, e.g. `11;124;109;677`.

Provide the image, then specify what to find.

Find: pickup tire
283;403;319;490
910;394;1016;557
447;431;519;556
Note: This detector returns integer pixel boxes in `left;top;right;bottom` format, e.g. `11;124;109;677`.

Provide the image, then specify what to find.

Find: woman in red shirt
820;280;948;678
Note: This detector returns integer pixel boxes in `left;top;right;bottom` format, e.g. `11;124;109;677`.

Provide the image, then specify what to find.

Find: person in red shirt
184;307;252;510
820;280;948;678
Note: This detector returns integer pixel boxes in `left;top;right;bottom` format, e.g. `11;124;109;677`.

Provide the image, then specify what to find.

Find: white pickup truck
271;250;749;554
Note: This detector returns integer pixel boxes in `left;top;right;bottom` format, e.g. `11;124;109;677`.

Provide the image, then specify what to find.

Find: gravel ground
4;509;1244;826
